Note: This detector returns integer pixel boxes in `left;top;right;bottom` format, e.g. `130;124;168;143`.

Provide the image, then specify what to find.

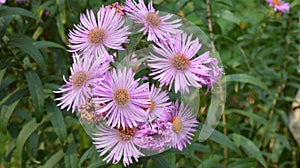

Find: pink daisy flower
54;53;109;113
94;68;150;129
93;124;144;166
267;0;290;13
166;101;198;151
68;6;130;57
148;85;171;120
148;32;211;93
125;0;182;42
196;53;223;88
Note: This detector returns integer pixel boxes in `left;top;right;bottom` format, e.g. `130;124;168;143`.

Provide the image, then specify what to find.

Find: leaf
10;34;47;74
0;100;19;134
78;146;96;166
226;109;273;128
290;0;300;8
150;155;169;168
222;74;269;91
56;15;67;43
208;127;239;153
16;118;44;160
33;41;66;50
25;71;44;122
64;135;78;168
46;100;67;143
198;155;223;168
87;160;106;168
0;7;42;22
0;68;6;86
42;150;64;168
228;158;257;168
230;134;267;168
217;10;241;24
0;85;27;107
175;0;189;10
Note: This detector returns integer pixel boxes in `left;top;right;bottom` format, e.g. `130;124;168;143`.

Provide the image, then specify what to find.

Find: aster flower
196;53;223;88
137;117;172;152
54;53;109;113
93;124;144;166
125;0;182;42
68;6;130;58
0;0;6;5
148;32;211;93
148;85;171;120
94;68;150;129
267;0;289;13
166;101;198;151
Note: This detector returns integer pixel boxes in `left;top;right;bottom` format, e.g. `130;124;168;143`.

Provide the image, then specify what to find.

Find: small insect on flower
54;53;109;113
125;0;182;42
68;6;130;58
266;0;290;13
93;124;144;166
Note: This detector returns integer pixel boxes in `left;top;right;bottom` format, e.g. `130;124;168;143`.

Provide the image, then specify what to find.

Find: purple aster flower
93;124;144;166
148;32;211;93
68;6;130;57
0;0;6;5
267;0;289;13
125;0;182;42
54;53;109;113
148;85;171;120
137;118;172;152
94;68;150;129
166;101;198;151
196;53;223;88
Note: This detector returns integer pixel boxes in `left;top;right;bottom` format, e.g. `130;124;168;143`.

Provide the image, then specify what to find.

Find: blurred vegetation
0;0;300;167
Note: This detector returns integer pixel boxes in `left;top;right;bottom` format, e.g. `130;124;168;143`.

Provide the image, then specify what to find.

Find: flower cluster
54;0;223;167
266;0;290;13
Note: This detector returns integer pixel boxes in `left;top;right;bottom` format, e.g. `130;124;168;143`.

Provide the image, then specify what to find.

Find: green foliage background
0;0;299;167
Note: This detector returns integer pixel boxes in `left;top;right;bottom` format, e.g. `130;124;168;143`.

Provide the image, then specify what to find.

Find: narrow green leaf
217;10;241;24
290;0;300;8
56;15;67;43
150;155;169;168
10;34;47;74
0;85;26;107
46;100;67;143
175;0;189;10
0;7;42;22
222;74;269;91
230;133;267;168
33;41;66;50
0;100;19;134
64;135;78;168
198;155;223;168
42;150;64;168
79;146;96;166
0;68;6;86
25;71;44;122
228;158;257;168
16;118;44;160
87;160;106;168
209;129;239;152
227;109;273;128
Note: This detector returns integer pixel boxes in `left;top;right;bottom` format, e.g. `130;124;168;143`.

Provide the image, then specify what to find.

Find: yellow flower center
272;0;282;5
113;89;130;106
172;53;190;71
72;71;88;87
172;117;183;133
88;28;105;44
145;12;161;28
149;99;156;112
117;127;135;141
